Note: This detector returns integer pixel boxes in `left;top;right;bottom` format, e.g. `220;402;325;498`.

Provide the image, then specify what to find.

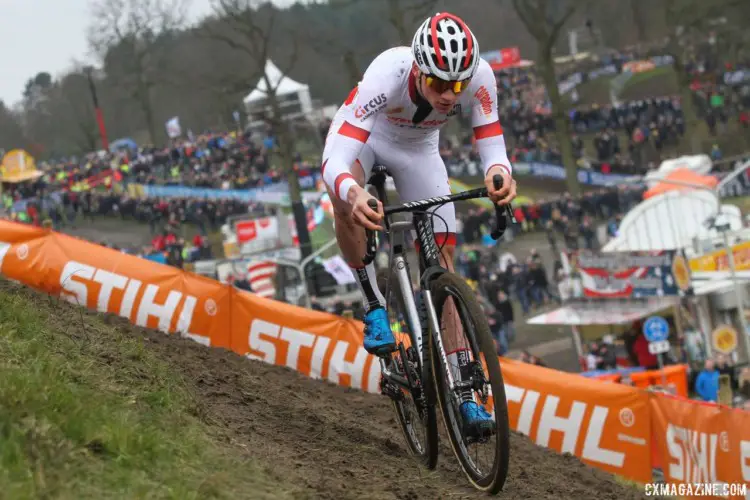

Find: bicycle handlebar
490;175;508;241
362;198;379;266
361;174;516;265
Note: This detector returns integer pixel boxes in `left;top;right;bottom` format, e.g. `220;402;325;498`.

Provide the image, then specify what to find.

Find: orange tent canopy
643;167;718;199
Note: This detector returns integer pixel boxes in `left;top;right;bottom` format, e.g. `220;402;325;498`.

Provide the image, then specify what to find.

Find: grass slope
0;281;299;499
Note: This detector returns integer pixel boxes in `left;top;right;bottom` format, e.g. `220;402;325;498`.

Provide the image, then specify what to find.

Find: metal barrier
209;238;359;310
716;158;750;198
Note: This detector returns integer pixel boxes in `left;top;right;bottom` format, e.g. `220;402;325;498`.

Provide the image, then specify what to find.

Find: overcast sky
0;0;306;106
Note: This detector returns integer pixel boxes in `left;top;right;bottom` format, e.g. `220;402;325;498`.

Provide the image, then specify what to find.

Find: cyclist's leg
322;135;394;354
390;148;491;429
387;150;462;347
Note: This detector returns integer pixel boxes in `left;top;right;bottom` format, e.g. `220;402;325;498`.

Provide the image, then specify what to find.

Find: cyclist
321;12;517;433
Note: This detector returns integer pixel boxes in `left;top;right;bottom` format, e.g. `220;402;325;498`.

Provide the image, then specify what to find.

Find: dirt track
14;282;647;499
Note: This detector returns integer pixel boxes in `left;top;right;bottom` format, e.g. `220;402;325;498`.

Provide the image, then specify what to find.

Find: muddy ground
7;281;652;499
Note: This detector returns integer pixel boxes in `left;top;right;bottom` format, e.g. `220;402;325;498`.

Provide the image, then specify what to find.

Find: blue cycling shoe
459;401;495;440
363;307;396;356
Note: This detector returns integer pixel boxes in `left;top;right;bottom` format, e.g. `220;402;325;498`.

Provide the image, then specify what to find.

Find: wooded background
0;0;746;160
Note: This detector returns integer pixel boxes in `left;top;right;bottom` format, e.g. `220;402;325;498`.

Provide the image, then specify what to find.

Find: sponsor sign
480;46;521;70
566;250;692;299
690;241;750;273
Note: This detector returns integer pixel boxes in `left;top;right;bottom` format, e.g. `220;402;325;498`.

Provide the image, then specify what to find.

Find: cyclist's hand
485;165;516;206
347;186;383;231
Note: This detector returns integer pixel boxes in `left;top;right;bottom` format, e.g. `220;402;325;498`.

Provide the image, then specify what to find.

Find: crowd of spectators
446;183;647;356
0;126;319;231
1;39;747;357
440;42;750;179
85;230;214;270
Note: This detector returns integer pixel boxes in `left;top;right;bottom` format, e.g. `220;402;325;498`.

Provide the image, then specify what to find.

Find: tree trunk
79;125;99;152
629;0;647;44
343;50;361;88
267;89;313;260
387;0;410;45
136;79;157;145
143;93;158;146
670;47;703;154
538;48;580;196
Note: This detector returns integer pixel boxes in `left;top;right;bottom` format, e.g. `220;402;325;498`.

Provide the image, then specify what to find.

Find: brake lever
490;174;515;241
362;198;379;265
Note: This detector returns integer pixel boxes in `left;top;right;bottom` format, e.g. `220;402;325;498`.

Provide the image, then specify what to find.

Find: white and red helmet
411;12;480;82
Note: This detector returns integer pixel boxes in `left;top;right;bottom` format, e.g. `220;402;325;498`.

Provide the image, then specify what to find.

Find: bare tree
88;0;188;144
55;72;102;153
323;0;436;85
512;0;590;196
387;0;438;45
629;0;647;43
0;102;26;153
206;0;313;258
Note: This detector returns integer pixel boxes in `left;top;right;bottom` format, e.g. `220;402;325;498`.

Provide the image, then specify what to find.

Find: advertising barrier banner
447;160;640;187
480;47;521;70
500;360;653;482
127;174;322;206
2;219;750;491
650;393;750;499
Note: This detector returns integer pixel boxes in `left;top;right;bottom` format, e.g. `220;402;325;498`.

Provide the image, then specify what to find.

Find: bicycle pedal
463;426;496;446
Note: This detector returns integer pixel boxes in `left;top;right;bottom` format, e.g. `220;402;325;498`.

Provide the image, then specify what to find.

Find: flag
247;261;277;298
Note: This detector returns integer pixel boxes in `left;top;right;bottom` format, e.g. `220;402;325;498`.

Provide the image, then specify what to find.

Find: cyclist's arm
322;57;394;202
469;61;512;177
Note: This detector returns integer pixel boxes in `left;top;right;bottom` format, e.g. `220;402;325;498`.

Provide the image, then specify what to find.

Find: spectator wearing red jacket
632;333;658;370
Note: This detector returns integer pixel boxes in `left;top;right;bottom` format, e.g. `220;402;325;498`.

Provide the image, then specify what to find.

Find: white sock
447;349;474;403
351;262;386;313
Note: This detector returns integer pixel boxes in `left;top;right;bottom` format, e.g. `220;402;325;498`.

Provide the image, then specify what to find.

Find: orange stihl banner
501;360;653;482
650;392;750;499
2;219;750;492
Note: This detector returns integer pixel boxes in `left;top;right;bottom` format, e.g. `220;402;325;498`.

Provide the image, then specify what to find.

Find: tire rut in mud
21;284;644;499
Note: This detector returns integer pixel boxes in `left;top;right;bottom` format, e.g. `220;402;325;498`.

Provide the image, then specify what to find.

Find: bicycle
363;165;515;494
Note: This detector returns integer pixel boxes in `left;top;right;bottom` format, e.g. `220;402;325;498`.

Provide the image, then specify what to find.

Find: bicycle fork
379;255;427;399
421;289;459;393
380;261;459;396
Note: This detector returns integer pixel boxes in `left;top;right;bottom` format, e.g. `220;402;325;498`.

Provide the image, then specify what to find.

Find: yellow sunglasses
425;75;471;95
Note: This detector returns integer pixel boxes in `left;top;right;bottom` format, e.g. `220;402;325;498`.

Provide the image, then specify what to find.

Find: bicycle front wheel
429;272;510;494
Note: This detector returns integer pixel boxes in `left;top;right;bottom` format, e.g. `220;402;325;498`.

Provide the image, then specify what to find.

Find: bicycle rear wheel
429;272;510;494
377;267;438;469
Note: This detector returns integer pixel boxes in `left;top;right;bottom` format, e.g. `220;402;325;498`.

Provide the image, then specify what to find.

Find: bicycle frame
377;221;424;394
364;169;513;492
368;173;513;398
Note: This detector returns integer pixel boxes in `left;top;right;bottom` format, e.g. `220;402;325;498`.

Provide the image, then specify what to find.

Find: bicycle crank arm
380;359;410;390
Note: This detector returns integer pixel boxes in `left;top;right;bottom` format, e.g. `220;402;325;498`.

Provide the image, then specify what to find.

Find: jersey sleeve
322;51;397;201
469;60;512;177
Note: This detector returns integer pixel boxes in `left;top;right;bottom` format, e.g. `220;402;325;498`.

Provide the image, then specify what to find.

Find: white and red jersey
321;46;511;201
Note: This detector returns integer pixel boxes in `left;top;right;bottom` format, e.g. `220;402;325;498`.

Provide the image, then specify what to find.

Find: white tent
644;154;713;188
243;60;313;116
602;189;743;253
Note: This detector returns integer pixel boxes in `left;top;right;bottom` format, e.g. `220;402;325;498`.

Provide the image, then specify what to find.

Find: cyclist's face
418;72;461;115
